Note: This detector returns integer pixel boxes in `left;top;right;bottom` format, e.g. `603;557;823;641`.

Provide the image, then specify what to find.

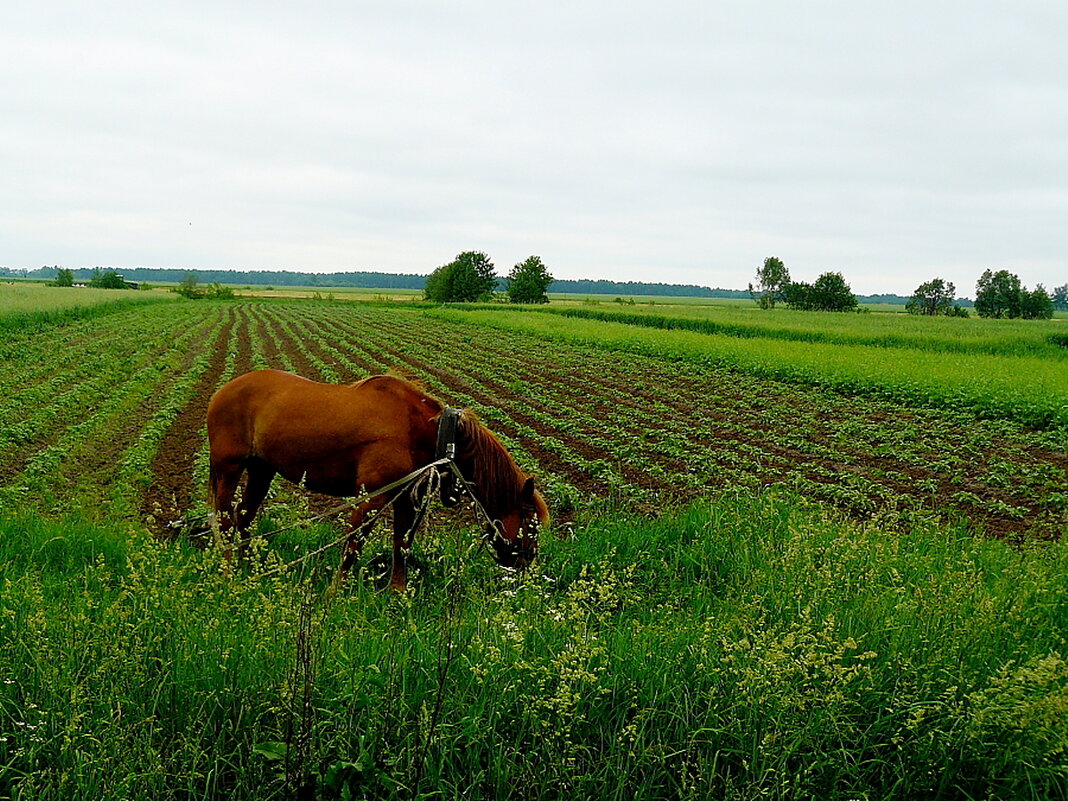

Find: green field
0;280;167;310
459;300;1068;356
429;306;1068;430
1;296;1066;799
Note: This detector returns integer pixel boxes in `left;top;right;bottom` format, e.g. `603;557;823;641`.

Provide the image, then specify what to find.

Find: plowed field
2;300;1065;539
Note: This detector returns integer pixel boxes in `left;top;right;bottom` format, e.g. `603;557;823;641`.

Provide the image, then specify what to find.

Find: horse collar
435;406;461;462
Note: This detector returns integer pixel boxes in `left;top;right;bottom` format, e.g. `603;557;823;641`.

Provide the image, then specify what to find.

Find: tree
51;268;74;287
748;256;791;309
905;278;958;316
506;255;553;304
781;281;813;310
88;268;127;289
974;269;1022;318
424;251;498;303
1020;285;1054;320
1052;284;1068;311
784;272;857;312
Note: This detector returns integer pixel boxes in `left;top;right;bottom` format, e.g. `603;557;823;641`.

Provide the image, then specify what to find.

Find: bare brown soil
142;311;234;531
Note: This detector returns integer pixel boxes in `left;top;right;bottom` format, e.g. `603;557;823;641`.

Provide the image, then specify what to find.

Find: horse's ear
521;477;535;504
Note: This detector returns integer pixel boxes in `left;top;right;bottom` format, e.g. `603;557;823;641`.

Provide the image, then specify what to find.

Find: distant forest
5;266;913;304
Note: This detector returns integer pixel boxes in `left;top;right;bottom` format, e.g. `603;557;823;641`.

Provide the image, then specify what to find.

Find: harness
248;406;536;579
435;406;461;462
435;406;463;507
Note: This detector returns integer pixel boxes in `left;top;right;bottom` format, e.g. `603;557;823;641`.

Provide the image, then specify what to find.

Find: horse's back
207;370;442;473
207;369;308;454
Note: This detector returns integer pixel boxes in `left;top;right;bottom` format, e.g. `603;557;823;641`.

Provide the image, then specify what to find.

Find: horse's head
485;476;548;569
451;410;549;570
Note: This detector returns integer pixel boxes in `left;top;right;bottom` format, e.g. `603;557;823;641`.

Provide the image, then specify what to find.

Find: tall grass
429;307;1068;429
0;284;170;340
1;492;1066;799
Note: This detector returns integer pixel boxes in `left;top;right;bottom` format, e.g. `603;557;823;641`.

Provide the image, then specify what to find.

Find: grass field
1;297;1066;799
454;300;1068;357
0;282;169;338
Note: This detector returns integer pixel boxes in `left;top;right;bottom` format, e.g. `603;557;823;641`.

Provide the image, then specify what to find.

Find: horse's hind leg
235;459;276;557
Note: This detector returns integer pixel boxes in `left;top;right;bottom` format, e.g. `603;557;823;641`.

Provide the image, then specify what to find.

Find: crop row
0;303;229;515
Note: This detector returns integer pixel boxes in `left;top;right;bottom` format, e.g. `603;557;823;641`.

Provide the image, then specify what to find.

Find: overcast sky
3;2;1066;295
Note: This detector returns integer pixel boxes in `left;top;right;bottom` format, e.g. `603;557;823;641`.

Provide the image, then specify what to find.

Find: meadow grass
236;285;425;302
0;282;167;314
1;491;1066;800
428;307;1068;429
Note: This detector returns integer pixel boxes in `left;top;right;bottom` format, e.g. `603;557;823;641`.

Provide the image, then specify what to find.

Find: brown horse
206;369;548;590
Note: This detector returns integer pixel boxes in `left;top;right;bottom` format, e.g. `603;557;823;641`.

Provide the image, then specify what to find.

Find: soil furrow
142;310;233;530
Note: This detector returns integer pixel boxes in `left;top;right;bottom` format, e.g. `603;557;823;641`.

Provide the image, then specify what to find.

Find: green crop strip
429;307;1068;430
447;300;1068;359
0;291;172;345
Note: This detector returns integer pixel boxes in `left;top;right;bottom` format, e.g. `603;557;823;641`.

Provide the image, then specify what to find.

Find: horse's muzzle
488;529;538;570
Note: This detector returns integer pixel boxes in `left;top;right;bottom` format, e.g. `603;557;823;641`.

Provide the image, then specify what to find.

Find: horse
205;369;548;590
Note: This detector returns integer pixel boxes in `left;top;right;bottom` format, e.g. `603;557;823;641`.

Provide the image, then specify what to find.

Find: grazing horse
206;369;547;590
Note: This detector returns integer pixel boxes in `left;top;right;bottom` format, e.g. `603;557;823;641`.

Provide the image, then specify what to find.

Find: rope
252;457;510;581
226;457;453;542
244;459;451;579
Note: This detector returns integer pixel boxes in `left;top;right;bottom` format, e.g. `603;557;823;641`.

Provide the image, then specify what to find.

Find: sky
3;1;1066;296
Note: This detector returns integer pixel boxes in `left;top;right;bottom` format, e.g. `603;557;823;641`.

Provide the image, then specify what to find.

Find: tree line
906;270;1062;319
750;257;1066;318
13;261;1065;311
8;265;754;299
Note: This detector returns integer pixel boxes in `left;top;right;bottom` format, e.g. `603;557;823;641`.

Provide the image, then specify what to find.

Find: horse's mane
351;375;525;514
455;409;524;515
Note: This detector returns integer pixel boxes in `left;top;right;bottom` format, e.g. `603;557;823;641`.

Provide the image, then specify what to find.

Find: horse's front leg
389;493;423;593
339;497;388;581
